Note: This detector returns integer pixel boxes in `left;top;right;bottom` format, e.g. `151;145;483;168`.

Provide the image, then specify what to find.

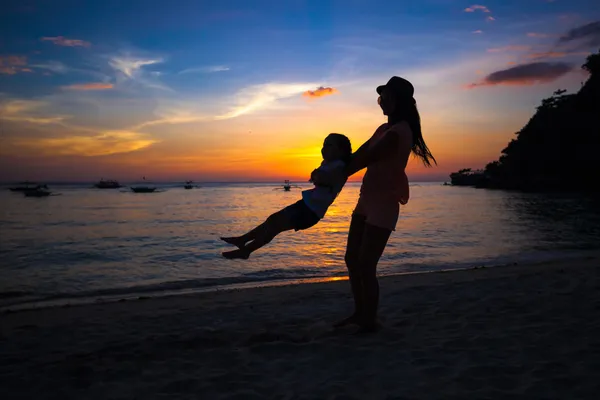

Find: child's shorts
283;199;320;231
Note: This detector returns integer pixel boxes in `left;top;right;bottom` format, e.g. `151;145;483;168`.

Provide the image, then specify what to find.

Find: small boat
274;180;302;191
94;179;122;189
130;176;157;193
184;180;194;189
23;186;56;197
24;189;52;197
130;186;157;193
9;181;39;192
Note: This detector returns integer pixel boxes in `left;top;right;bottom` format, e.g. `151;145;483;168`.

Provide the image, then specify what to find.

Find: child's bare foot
333;314;360;328
220;236;246;249
222;248;250;260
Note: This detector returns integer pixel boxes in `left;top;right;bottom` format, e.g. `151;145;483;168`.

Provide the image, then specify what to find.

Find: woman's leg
334;214;367;327
222;208;295;259
356;223;392;332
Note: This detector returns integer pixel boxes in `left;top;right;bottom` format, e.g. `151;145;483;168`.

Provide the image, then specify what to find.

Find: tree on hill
483;49;600;192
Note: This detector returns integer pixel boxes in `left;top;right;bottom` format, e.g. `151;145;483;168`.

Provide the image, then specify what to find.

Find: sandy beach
2;256;600;400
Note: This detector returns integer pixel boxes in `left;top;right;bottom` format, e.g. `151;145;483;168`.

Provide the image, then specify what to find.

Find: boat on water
94;179;122;189
130;177;157;193
184;180;194;189
23;185;57;197
130;186;157;193
24;189;52;197
274;180;302;191
9;181;40;191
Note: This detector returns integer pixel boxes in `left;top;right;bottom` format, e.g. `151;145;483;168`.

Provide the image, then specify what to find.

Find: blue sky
1;1;599;181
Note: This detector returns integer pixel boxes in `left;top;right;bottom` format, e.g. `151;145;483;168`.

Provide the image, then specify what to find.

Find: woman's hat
376;76;414;99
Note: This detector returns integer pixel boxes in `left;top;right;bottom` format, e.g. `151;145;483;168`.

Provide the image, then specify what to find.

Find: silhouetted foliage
583;51;600;75
479;49;600;192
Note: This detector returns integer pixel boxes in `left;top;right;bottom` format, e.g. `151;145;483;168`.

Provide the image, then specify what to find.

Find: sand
2;257;600;400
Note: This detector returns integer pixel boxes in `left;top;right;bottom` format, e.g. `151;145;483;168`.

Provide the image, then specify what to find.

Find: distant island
450;49;599;193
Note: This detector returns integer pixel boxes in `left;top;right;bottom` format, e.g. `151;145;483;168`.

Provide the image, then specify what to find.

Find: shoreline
2;253;599;398
3;250;600;313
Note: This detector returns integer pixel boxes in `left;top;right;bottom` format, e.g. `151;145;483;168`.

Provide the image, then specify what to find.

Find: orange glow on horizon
1;118;515;181
1;86;528;182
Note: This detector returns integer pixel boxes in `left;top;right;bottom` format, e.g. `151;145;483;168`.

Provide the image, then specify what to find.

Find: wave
4;249;600;312
0;290;33;299
0;267;343;310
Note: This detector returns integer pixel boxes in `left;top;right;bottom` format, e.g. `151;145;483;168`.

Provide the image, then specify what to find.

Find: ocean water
1;182;599;307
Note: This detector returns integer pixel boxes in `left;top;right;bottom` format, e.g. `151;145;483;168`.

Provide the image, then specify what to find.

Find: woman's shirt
360;121;413;205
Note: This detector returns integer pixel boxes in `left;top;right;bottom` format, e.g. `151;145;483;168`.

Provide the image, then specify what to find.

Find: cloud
558;21;600;48
0;99;67;124
1;95;159;157
472;30;483;34
302;86;339;99
527;51;590;60
217;82;319;119
29;60;109;82
15;130;158;156
466;62;574;88
464;5;495;23
133;113;210;130
40;36;91;47
31;61;69;74
108;55;170;91
179;65;230;74
487;45;530;53
62;82;114;90
527;32;551;38
464;5;490;13
0;55;31;75
109;56;162;78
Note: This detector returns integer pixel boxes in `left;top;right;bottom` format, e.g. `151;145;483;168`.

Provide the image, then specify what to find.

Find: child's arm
310;163;345;186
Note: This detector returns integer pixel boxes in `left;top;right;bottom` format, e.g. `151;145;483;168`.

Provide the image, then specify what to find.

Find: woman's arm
344;138;372;177
346;128;409;176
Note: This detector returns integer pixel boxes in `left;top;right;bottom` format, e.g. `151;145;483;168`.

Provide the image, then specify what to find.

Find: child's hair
328;133;352;165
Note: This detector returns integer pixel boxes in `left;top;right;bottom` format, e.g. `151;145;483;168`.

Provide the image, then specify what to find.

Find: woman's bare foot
333;314;360;328
222;248;250;260
220;236;247;249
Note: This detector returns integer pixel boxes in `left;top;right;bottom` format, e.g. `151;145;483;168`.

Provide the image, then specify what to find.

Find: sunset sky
1;0;599;182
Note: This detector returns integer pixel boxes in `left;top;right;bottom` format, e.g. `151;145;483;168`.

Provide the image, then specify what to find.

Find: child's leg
222;208;295;259
221;218;275;249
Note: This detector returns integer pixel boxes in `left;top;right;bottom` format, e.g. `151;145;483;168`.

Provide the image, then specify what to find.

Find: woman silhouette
334;76;436;332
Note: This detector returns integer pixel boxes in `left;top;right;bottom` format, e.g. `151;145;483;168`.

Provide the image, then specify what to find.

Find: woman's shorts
353;194;400;231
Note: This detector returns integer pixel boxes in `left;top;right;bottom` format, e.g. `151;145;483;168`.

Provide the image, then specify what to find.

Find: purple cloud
467;62;574;88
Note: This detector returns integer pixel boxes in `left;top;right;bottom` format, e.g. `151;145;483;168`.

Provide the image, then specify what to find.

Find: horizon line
0;179;447;185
